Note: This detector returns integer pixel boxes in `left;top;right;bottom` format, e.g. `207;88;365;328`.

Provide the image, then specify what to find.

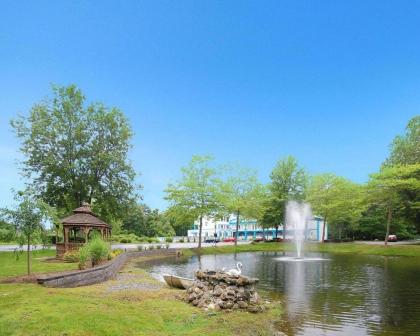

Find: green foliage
366;164;420;244
216;165;267;244
10;84;137;222
165;237;173;243
263;156;306;237
165;205;196;236
0;192;56;274
0;220;15;242
78;244;90;268
87;237;110;264
63;250;80;263
122;203;175;237
307;174;365;241
385;115;420;166
165;155;220;247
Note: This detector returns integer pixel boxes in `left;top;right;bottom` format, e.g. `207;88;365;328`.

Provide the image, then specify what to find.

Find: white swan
226;262;243;276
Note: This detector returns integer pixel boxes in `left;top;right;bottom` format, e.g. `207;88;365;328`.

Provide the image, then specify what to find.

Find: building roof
61;203;111;228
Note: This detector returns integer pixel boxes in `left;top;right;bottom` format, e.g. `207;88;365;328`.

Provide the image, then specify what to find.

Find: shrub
147;238;154;243
113;248;123;256
148;245;155;250
63;250;79;263
165;243;170;249
156;245;162;249
78;245;90;269
179;238;185;243
165;237;173;243
89;237;110;265
120;238;132;243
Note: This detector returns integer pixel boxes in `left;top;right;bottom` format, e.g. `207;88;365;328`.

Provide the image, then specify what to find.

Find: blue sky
1;1;419;210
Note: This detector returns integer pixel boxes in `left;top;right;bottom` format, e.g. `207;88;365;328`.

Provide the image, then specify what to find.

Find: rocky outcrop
184;270;265;313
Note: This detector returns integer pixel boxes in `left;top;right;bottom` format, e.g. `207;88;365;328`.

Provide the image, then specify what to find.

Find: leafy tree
147;209;175;237
217;166;266;246
165;155;219;248
385;116;420;166
122;203;149;237
268;156;306;239
366;164;420;246
306;174;364;243
165;205;197;236
0;220;15;242
10;84;137;224
0;192;54;275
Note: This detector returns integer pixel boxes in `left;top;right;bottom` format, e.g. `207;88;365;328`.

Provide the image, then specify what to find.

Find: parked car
253;237;264;242
223;237;236;243
388;234;397;242
204;238;220;243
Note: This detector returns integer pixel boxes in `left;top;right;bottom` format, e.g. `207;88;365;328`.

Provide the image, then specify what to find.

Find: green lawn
0;257;281;336
189;241;420;257
0;249;77;279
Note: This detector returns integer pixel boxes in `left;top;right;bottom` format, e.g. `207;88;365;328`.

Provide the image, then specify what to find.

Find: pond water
142;251;420;336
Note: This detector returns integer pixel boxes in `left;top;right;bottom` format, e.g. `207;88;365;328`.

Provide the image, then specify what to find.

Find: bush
113;248;123;256
179;238;185;243
148;245;155;250
156;245;162;249
165;243;170;249
78;245;90;269
147;238;154;243
120;238;132;243
63;250;79;262
165;237;173;243
89;237;110;265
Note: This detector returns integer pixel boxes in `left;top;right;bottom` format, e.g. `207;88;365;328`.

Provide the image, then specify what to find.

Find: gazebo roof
61;204;111;228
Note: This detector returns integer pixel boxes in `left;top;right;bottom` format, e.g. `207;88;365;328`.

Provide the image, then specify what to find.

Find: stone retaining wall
37;249;177;288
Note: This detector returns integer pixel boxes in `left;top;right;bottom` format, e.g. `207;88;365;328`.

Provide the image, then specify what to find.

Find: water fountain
277;201;328;262
286;201;312;258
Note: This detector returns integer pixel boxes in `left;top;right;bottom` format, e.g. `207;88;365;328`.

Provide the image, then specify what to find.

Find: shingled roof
61;203;111;228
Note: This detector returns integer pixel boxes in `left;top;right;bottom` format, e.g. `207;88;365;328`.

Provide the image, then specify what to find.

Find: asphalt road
0;241;251;252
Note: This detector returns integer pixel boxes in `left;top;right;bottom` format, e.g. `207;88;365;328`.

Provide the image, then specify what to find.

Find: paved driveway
0;241;251;252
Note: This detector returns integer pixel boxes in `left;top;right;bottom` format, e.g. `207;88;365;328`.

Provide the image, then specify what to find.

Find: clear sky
1;1;419;210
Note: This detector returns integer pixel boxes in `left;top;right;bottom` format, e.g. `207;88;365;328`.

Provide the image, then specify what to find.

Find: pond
142;251;420;336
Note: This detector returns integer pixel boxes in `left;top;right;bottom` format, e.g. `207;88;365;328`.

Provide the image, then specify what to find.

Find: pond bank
0;253;282;336
186;241;420;257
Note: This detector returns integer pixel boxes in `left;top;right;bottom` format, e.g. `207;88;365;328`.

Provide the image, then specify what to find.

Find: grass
0;249;77;279
187;241;420;257
0;256;282;336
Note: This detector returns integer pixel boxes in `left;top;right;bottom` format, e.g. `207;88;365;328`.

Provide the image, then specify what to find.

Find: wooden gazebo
56;203;112;257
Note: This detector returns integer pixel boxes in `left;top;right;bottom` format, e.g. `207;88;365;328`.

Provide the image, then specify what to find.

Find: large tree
385;116;420;166
366;164;420;246
217;166;266;246
10;85;137;223
164;155;219;248
268;156;306;239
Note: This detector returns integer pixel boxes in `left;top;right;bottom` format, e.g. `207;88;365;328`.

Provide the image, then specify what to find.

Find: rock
182;270;264;313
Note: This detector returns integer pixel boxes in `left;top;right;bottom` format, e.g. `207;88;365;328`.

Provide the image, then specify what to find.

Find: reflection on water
141;251;420;336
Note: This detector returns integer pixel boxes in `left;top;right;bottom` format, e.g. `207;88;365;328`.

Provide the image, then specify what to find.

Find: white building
187;215;327;242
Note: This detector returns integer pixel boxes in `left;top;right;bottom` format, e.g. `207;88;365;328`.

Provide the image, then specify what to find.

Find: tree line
1;85;419;252
165;116;420;247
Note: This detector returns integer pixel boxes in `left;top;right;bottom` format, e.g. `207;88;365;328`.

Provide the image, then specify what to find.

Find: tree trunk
321;215;327;243
235;210;240;247
384;207;392;247
198;215;203;249
27;234;31;275
338;224;342;242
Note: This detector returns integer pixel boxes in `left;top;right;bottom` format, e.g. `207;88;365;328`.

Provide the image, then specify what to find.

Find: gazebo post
64;227;69;252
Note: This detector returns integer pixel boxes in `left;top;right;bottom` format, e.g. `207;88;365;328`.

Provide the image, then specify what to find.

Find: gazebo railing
56;242;84;257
